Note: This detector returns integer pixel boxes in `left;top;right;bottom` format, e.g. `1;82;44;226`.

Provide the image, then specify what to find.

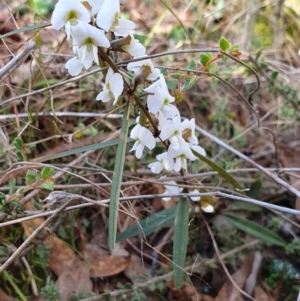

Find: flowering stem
132;95;160;138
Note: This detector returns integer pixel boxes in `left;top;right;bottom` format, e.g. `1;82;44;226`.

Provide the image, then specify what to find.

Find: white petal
130;124;141;139
122;37;146;57
148;161;163;174
85;24;110;48
106;67;114;83
84;0;105;15
147;88;165;114
129;141;139;152
190;145;206;157
138;127;156;150
96;90;110;102
190;190;201;202
51;0;90;30
201;204;214;213
109;73;124;100
173;158;181;172
181;157;187;170
78;46;93;69
96;0;119;32
135;143;144;158
113;19;135;36
65;57;83;76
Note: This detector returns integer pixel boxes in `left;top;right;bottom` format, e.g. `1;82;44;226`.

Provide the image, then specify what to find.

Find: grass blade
173;197;190;289
192;150;243;190
34;138;133;162
109;103;130;250
224;213;286;247
0;22;51;39
116;205;178;242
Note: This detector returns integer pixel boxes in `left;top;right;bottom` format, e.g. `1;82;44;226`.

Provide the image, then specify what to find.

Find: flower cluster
51;0;209;210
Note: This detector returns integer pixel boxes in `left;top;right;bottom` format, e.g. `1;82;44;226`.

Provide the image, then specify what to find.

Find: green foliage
199;53;212;66
27;0;54;17
285;238;300;255
25;169;40;185
219;36;230;51
264;259;298;297
173;198;190;289
224;213;286;247
40;277;61;301
117;205;178;242
41;167;55;179
109;103;130;249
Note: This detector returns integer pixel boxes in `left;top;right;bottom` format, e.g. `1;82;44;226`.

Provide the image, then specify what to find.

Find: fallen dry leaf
124;254;150;283
0;289;19;301
55;257;92;301
214;255;253;301
254;286;277;301
22;202;93;301
85;243;130;278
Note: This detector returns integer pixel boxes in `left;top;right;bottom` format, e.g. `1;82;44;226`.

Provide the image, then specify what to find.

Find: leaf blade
173;198;190;289
109;103;130;250
192;150;243;190
224;213;286;247
116;205;178;242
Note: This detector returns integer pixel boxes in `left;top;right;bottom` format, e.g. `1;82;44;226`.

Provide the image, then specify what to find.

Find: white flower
162;180;181;202
82;0;105;15
159;114;183;150
121;34;146;57
148;152;174;174
189;189;201;202
127;58;160;81
71;22;110;69
189;144;206;157
113;19;135;36
65;56;83;76
51;0;90;39
144;74;175;114
96;0;119;32
202;204;215;213
181;118;198;145
167;142;196;172
130;124;156;158
96;68;124;105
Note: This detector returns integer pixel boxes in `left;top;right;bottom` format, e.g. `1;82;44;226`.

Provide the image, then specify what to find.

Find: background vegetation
1;0;300;300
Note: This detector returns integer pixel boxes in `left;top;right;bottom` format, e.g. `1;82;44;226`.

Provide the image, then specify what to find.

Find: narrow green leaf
34;138;133;162
116;205;178;242
109;103;130;250
187;59;197;71
0;22;51;39
224;213;286;247
199;53;212;66
219;36;231;51
173;198;189;289
40;167;55;179
231;202;261;212
192;150;243;190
